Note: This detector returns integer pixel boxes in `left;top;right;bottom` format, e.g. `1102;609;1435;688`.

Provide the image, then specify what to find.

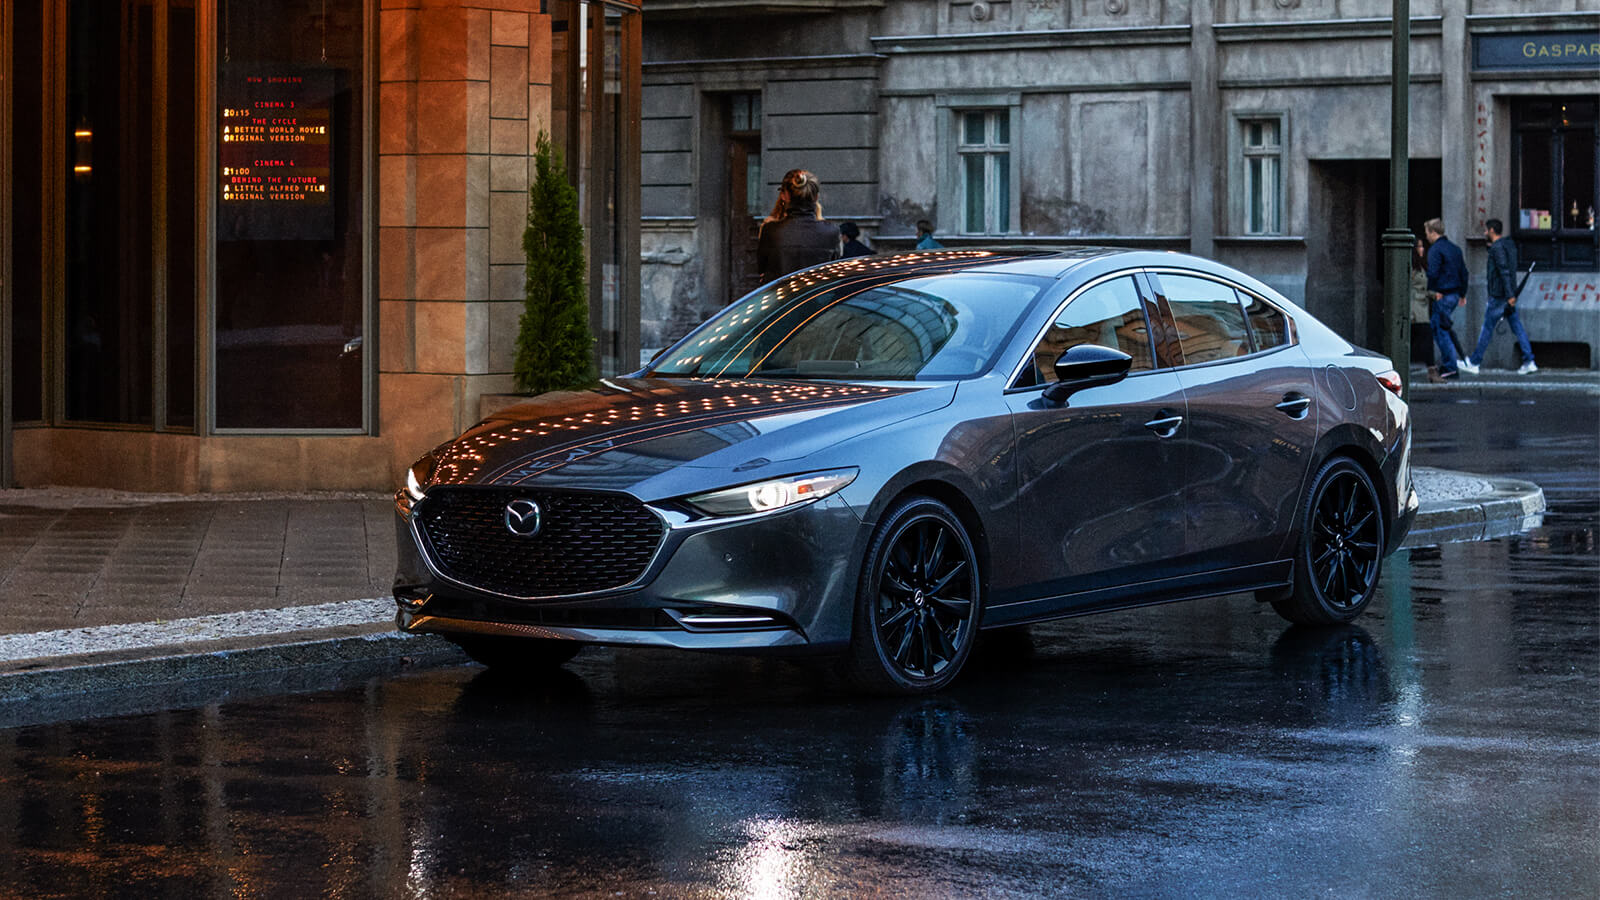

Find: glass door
56;0;196;429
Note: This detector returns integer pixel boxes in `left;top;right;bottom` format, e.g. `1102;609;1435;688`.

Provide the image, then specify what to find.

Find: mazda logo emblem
504;499;543;537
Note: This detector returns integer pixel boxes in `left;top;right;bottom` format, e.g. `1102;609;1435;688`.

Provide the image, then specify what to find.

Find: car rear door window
1159;274;1251;365
1024;276;1156;385
1242;292;1291;351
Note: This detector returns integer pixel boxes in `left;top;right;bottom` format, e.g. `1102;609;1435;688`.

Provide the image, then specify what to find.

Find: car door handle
1275;394;1312;420
1143;413;1183;438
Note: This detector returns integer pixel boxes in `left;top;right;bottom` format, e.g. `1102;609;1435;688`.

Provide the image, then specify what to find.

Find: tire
447;634;583;672
1272;456;1386;626
844;496;982;694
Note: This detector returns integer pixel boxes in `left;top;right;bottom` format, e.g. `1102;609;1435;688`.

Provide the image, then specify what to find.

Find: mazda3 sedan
394;249;1417;693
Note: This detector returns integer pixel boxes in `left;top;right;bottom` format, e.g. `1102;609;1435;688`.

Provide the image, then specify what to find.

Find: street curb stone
1408;370;1599;398
1403;468;1546;548
0;627;465;727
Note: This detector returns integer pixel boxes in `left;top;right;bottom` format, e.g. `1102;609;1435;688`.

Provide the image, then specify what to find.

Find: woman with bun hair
756;169;840;282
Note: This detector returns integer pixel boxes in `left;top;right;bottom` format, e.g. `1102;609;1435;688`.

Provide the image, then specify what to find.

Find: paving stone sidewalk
0;489;395;637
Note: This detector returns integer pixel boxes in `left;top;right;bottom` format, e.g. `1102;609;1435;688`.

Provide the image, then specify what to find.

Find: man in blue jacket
1423;217;1469;379
1458;219;1537;375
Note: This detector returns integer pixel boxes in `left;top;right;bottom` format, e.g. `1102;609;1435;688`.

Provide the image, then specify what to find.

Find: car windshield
649;270;1049;380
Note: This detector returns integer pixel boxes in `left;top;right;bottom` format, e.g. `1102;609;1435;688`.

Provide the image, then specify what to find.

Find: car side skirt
981;560;1294;629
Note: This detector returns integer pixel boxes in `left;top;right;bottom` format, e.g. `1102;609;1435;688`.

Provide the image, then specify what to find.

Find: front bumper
393;491;865;654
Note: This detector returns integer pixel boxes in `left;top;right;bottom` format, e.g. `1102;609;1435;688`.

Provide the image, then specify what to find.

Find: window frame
1006;271;1163;392
207;0;377;435
1145;269;1299;371
957;109;1011;236
1510;96;1598;272
935;93;1022;240
1231;112;1288;237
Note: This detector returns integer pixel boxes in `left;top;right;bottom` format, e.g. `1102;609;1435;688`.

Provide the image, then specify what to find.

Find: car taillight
1377;369;1403;397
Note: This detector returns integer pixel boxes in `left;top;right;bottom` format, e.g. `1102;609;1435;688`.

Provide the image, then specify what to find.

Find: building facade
639;1;1597;371
2;0;644;491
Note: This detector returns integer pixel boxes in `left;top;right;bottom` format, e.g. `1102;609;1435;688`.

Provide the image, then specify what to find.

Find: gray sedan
394;249;1417;694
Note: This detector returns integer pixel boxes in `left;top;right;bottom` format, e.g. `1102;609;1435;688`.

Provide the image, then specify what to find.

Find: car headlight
685;468;858;518
404;455;436;503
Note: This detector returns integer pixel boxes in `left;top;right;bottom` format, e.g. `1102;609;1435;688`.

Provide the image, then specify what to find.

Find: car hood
425;377;953;495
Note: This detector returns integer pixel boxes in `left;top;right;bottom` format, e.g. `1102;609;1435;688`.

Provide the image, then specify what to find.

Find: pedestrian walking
756;169;840;283
1423;218;1468;379
1457;218;1537;375
838;221;875;258
1410;238;1436;374
915;219;943;250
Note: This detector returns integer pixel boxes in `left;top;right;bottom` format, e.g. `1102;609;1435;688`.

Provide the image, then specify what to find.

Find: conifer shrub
514;131;593;394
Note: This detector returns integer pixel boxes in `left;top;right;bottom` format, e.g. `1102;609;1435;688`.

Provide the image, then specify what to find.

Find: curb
1409;375;1600;398
0;625;465;728
1402;468;1546;548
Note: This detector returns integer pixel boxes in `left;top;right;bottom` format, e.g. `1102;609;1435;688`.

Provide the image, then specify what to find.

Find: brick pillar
376;0;549;478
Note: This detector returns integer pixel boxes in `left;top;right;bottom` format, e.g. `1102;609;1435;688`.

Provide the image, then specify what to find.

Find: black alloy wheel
846;496;981;694
1273;456;1386;625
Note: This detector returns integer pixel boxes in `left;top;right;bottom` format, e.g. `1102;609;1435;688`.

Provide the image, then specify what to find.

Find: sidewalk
1408;365;1600;397
0;456;1553;709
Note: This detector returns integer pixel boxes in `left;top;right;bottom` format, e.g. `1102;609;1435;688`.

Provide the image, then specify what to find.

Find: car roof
813;247;1234;282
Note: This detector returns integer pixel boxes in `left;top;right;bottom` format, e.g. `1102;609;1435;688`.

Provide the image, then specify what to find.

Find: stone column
376;0;548;478
1440;0;1471;240
1189;0;1218;258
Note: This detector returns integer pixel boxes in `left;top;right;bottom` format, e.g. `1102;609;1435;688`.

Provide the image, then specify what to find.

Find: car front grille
415;487;665;598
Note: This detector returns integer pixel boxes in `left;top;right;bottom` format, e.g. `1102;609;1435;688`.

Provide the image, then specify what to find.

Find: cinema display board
218;69;336;241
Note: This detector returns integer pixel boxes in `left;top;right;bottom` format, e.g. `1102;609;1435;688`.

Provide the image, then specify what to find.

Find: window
1242;293;1291;352
651;272;1047;381
728;92;762;217
1240;117;1284;235
1159;274;1251;365
959;110;1011;235
1513;97;1597;270
1024;276;1155;387
215;0;367;430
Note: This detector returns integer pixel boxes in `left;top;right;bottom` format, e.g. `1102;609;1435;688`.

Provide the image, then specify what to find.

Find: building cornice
644;52;885;75
871;26;1191;55
644;0;883;16
1463;12;1600;32
1215;17;1443;42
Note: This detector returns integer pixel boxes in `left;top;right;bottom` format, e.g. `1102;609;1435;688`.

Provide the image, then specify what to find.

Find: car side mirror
1042;344;1133;404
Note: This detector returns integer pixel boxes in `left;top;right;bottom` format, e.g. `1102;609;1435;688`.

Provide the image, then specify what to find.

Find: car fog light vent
671;609;787;631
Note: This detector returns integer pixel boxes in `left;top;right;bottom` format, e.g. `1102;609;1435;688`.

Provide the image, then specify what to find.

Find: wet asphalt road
0;394;1596;898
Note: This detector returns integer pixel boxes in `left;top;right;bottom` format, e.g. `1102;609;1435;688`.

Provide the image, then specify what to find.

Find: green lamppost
1382;0;1415;396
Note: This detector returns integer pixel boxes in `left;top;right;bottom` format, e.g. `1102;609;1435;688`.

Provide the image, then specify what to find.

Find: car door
1146;271;1319;570
1002;273;1190;609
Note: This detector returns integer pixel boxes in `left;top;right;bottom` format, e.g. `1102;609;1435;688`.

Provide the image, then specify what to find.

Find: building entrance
1307;159;1442;353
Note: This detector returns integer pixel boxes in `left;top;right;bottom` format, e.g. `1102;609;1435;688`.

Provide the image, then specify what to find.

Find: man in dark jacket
838;221;875;258
756;169;840;283
1458;219;1537;375
1423;217;1469;378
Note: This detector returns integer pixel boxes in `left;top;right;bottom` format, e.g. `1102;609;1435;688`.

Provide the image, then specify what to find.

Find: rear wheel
1272;456;1386;625
447;635;583;672
844;496;981;694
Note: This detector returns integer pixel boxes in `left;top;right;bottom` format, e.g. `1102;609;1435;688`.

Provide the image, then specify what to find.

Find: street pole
1382;0;1414;397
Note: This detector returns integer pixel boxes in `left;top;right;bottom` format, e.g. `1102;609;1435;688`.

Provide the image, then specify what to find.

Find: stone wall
377;0;546;479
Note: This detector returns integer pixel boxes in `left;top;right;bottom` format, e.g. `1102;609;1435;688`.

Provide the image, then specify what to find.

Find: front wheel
844;496;982;694
1272;456;1386;625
